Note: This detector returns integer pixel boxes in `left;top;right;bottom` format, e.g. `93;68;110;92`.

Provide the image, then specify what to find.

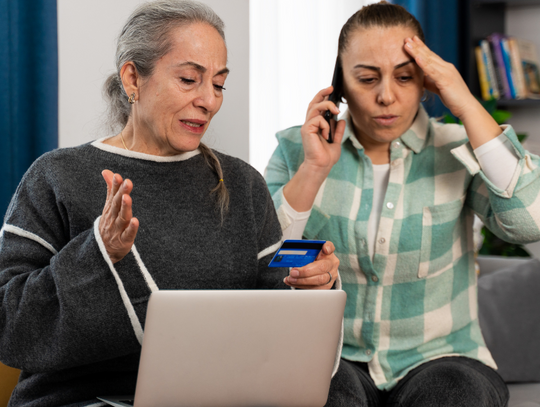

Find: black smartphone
268;239;326;268
323;56;343;144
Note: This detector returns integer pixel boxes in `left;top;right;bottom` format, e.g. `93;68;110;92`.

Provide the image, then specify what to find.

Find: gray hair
104;0;225;130
104;0;229;222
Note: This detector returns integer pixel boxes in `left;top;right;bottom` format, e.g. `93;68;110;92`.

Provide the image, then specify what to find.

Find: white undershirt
280;134;519;260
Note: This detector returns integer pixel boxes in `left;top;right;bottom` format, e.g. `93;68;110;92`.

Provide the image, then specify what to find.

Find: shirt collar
342;104;430;154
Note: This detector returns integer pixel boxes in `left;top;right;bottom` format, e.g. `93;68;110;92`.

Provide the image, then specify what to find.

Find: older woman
0;1;339;406
265;1;540;406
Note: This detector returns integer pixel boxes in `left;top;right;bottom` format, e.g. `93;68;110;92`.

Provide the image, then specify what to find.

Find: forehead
343;25;417;68
162;22;227;68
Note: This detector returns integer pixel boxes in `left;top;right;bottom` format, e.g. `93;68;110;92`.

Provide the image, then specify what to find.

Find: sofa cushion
508;383;540;407
478;258;540;383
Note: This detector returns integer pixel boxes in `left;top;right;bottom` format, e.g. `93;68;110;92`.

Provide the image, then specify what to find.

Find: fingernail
123;180;128;188
288;277;297;283
290;269;300;277
405;42;413;48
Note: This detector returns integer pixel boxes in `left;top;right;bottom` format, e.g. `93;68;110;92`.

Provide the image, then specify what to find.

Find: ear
120;62;140;100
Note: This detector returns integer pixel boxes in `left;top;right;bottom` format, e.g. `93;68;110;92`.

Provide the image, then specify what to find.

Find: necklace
120;130;131;151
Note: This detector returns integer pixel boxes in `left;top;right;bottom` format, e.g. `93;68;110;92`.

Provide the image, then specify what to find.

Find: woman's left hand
283;241;340;290
404;35;502;148
404;36;475;120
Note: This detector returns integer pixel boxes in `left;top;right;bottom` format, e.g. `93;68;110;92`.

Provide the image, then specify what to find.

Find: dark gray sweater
0;140;287;406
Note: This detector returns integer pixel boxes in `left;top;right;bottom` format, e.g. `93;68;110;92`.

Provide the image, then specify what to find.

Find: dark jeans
325;357;509;407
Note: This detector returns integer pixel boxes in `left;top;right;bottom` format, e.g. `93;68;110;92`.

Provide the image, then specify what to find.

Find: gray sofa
477;255;540;407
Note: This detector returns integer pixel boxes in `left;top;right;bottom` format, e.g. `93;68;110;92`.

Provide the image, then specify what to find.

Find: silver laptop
98;289;346;407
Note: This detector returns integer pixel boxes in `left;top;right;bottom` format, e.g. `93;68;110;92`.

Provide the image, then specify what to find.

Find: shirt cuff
279;191;312;240
473;132;519;190
451;125;524;198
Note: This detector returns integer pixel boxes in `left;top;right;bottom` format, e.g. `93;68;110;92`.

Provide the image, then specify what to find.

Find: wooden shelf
495;99;540;107
472;0;540;5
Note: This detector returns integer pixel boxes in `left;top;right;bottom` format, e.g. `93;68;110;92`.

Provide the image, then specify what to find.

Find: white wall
58;0;250;162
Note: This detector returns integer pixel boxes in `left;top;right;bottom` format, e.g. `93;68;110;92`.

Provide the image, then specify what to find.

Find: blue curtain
0;0;58;219
392;0;460;118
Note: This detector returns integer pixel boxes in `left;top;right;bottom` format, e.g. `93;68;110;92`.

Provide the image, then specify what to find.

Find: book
488;33;511;99
480;39;500;99
501;37;517;98
516;38;540;99
475;46;491;100
507;37;527;99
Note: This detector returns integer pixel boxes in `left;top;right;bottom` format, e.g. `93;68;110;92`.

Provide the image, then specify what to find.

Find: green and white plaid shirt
265;106;540;390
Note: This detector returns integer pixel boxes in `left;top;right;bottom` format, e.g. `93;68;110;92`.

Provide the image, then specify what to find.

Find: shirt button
372;275;379;283
366;349;372;356
360;239;366;246
378;238;386;244
393;141;401;148
392;160;399;166
386;202;394;209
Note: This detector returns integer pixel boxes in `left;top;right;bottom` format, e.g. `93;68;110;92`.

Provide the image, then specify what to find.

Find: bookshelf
461;0;540;106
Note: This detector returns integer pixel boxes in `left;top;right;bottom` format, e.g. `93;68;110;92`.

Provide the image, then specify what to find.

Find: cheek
344;86;371;112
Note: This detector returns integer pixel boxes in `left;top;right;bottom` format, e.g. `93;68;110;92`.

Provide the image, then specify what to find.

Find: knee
392;359;507;407
324;360;373;407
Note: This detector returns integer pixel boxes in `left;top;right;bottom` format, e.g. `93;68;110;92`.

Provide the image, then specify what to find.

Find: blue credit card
268;239;326;268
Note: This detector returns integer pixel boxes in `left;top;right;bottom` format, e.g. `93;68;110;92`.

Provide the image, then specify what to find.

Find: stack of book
475;34;540;101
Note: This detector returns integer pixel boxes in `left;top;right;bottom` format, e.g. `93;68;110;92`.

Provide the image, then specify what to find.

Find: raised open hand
98;170;139;263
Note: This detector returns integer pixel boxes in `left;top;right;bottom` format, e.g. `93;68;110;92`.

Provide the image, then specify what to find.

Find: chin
171;134;204;153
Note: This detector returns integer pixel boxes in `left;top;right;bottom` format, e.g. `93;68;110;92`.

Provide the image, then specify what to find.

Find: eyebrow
175;61;229;76
353;59;415;72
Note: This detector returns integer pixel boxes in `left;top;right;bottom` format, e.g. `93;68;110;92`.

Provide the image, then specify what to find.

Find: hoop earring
128;93;136;104
421;92;428;102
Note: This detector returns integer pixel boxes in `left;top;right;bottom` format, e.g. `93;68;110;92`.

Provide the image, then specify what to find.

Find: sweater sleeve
251;169;289;290
0;159;143;372
451;125;540;244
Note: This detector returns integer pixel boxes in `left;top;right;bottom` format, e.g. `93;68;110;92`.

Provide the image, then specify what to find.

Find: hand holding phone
323;56;344;144
268;239;326;268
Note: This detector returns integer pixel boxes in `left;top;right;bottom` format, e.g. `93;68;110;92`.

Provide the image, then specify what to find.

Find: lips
373;115;399;126
179;119;207;134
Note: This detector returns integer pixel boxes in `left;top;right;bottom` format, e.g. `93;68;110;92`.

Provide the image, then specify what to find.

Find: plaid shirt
265;106;540;390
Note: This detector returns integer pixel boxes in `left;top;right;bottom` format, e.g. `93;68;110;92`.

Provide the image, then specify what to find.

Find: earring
128;93;136;104
421;91;428;102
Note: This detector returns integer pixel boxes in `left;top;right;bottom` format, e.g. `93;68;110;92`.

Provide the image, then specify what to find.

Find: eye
398;76;413;82
213;84;226;91
180;77;196;84
359;77;377;84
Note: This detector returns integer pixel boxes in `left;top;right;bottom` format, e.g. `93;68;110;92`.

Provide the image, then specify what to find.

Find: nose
376;78;396;106
193;81;220;113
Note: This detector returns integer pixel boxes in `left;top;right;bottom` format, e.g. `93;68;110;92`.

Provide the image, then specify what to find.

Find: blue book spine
501;38;517;98
488;33;511;98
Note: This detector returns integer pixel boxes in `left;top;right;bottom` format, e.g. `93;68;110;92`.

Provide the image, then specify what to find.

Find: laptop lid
100;289;346;407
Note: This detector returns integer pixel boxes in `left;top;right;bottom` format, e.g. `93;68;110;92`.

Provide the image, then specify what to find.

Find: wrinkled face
341;25;424;149
134;22;228;155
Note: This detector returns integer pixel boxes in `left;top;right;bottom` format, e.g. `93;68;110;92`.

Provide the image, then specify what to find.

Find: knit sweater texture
0;140;287;407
